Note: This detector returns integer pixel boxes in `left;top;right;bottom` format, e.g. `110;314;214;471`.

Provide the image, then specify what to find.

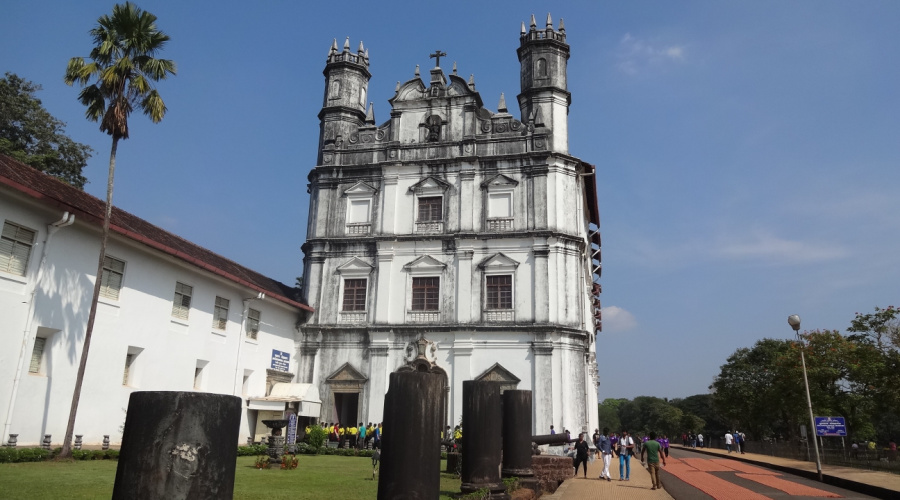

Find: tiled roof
0;154;312;313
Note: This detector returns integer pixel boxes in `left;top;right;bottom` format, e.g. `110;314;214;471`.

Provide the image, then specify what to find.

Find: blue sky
3;1;899;401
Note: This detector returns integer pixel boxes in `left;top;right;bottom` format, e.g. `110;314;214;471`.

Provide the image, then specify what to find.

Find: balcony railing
486;218;514;231
415;221;444;234
407;310;440;323
339;311;367;324
345;223;371;235
484;310;515;322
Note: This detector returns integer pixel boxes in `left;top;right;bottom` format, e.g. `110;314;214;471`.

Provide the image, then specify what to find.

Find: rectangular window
246;308;261;340
194;367;203;390
347;199;371;224
411;277;440;311
213;296;229;330
123;353;135;386
29;337;46;374
417;196;443;222
488;192;512;218
172;282;193;320
0;221;36;276
342;278;368;311
100;256;126;300
485;275;513;309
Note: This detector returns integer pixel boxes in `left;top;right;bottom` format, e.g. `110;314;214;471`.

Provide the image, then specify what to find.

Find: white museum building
299;16;602;436
0;155;317;447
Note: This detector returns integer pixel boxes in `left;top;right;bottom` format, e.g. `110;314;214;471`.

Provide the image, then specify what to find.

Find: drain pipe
233;292;265;396
3;212;75;441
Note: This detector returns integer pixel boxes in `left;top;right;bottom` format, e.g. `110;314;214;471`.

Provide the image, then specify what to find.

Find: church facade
299;15;602;435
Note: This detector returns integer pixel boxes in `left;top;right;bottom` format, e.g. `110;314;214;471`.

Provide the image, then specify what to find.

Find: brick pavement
543;456;675;500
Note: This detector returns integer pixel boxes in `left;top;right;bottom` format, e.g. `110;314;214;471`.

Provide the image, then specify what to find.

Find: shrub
237;444;268;456
306;425;327;452
503;477;519;494
105;449;120;460
0;448;14;464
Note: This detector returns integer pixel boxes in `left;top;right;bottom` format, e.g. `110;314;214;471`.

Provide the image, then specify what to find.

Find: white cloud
600;305;638;332
710;230;849;264
615;33;687;75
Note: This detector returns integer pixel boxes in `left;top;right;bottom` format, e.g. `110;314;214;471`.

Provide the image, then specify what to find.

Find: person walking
641;431;667;491
725;431;734;453
661;434;670;457
617;429;635;480
697;432;704;448
573;433;590;478
596;427;613;481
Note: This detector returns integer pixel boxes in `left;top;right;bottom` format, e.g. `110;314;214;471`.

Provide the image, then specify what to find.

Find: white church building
299;15;602;435
0;14;602;448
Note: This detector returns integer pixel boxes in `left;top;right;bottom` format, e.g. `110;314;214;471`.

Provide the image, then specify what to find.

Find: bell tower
318;37;371;163
517;13;571;154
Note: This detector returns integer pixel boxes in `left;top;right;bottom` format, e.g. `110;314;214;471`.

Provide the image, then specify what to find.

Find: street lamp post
788;314;823;482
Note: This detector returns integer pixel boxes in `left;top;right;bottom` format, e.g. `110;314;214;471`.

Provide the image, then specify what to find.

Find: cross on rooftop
429;50;447;68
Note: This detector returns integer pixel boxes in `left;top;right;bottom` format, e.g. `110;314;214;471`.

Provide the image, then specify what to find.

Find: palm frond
140;90;167;123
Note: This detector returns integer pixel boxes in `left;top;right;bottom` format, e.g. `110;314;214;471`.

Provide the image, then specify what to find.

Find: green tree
671;394;726;436
60;1;175;458
597;398;624;432
0;73;92;188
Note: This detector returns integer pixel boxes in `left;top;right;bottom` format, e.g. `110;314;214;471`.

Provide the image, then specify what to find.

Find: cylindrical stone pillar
112;391;241;500
74;435;83;450
377;371;443;500
502;390;533;477
461;380;507;498
42;434;51;450
103;435;110;451
7;434;17;448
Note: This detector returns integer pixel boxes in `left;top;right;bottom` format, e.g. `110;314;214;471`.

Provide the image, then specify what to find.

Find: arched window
330;80;342;98
536;58;548;78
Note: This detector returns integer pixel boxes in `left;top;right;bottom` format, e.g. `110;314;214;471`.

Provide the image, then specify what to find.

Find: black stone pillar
377;371;443;500
502;390;533;477
112;391;241;500
461;380;507;498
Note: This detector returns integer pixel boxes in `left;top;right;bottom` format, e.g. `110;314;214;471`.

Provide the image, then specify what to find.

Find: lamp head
787;314;801;331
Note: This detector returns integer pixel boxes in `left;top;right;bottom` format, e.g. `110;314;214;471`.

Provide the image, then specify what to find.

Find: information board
814;416;847;437
271;349;290;371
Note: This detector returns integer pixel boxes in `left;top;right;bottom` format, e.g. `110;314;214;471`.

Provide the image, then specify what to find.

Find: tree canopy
0;72;92;188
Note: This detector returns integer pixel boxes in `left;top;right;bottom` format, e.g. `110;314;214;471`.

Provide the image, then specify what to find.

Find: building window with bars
411;277;440;311
171;282;193;320
29;337;46;374
1;221;36;276
212;296;229;330
100;256;126;300
342;278;368;311
246;308;261;340
485;275;513;309
417;196;443;221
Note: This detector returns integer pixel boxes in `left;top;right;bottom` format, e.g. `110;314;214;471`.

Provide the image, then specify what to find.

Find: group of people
313;422;383;449
724;430;746;454
569;428;668;490
681;431;705;448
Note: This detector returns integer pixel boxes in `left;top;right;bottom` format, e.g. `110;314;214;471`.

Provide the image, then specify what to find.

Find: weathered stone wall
531;455;574;495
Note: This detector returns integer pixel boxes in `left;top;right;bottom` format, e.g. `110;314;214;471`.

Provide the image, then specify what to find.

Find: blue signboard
271;349;290;371
814;416;847;437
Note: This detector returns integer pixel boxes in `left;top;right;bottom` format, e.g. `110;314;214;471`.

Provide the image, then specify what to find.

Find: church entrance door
333;392;359;425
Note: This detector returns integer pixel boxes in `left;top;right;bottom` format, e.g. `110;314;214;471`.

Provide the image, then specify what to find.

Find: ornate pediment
478;252;520;271
391;78;427;103
325;362;368;383
403;255;447;274
408;176;452;195
342;181;378;197
335;257;374;276
475;363;520;393
480;174;519;190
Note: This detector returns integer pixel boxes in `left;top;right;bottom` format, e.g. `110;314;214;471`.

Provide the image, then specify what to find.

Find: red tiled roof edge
0;154;313;313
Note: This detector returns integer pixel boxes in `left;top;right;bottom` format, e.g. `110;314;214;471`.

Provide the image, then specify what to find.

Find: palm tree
60;2;175;458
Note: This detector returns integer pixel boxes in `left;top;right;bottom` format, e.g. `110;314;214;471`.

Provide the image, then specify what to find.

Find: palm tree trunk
59;137;118;459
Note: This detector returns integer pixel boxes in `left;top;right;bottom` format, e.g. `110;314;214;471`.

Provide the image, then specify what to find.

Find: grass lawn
0;456;462;499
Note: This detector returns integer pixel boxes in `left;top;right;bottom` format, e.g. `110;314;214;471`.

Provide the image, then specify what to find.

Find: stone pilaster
533;245;549;323
531;341;554;437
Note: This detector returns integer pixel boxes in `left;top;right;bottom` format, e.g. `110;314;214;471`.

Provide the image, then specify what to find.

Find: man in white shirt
725;431;734;453
697;433;704;448
617;430;635;480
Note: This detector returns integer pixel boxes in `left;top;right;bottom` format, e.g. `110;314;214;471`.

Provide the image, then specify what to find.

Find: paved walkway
546;445;900;500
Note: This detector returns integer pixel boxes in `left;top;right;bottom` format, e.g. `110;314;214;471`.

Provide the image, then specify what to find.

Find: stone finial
546;13;553;29
329;38;338;55
468;74;476;90
498;93;507;113
559;18;565;32
415;64;420;77
452;61;458;75
365;102;375;124
358;40;365;53
521;21;526;35
365;48;369;59
395;81;401;92
343;37;350;51
530;14;537;29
